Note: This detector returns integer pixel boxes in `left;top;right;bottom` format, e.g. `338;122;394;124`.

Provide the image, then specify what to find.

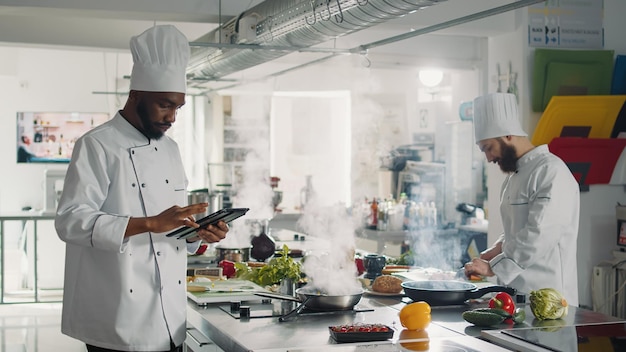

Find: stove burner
219;301;374;320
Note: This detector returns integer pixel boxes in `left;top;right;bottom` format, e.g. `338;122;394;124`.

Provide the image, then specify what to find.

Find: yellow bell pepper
399;301;431;331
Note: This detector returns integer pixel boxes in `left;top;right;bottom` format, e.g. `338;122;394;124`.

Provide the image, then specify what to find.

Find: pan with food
254;286;364;321
401;280;516;306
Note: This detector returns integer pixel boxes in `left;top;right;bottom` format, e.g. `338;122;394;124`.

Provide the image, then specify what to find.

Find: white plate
364;289;405;297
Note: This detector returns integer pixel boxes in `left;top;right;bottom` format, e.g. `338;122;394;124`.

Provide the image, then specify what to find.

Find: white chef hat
472;92;527;143
129;25;190;93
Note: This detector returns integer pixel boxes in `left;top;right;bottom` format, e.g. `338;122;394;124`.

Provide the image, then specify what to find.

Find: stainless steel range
482;322;626;352
218;300;374;320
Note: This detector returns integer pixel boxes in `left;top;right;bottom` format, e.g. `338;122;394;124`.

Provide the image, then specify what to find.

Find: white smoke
297;196;362;295
216;95;274;249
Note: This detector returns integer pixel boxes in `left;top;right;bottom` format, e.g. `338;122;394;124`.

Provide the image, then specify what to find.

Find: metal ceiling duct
186;0;447;80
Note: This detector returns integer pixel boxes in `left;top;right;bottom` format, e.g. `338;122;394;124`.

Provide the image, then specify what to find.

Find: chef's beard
498;138;518;173
136;99;165;140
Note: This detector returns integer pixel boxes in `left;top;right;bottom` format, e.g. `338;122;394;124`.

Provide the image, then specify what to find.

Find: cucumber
471;308;512;319
462;310;506;327
512;307;526;324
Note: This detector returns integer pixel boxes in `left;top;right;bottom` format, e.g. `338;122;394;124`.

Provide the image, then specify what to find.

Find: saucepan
215;247;251;263
401;280;516;306
254;286;363;322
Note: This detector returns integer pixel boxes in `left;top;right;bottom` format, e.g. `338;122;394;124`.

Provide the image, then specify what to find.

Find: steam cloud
215;66;468;277
297;196;362;295
215;95;274;250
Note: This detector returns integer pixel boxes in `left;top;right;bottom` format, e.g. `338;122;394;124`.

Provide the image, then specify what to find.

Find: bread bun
371;275;403;293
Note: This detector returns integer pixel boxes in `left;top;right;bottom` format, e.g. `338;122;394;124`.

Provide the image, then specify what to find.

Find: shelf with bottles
356;194;440;233
223;108;269;129
33;124;60;129
224;129;269;145
223;124;269;131
223;147;250;163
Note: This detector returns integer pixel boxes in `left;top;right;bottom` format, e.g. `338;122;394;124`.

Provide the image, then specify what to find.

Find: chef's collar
515;145;549;171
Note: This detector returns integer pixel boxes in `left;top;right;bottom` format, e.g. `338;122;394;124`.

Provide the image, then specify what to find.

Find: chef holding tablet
55;25;229;352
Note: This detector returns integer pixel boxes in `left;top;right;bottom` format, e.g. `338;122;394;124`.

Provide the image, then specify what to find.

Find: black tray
328;325;393;343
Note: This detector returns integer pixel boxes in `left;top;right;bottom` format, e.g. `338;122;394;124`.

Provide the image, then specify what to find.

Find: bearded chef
463;92;580;306
55;25;229;352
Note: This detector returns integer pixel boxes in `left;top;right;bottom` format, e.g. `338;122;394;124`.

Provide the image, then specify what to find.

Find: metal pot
209;192;223;214
215;247;251;263
254;286;364;321
188;188;210;218
401;280;516;306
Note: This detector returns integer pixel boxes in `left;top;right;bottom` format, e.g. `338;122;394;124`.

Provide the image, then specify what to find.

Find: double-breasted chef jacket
56;113;197;351
490;145;580;306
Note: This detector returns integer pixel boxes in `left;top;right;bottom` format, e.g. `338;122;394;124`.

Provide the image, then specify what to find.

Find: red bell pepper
355;258;365;276
489;292;516;323
218;260;236;278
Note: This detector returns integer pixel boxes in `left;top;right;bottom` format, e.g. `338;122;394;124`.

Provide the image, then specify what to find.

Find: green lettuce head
529;288;568;320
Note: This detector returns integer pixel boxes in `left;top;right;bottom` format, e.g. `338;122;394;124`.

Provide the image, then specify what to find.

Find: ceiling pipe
198;0;546;93
186;0;447;80
358;0;545;51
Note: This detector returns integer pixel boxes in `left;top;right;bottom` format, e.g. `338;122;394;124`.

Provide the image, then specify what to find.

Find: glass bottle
370;198;378;228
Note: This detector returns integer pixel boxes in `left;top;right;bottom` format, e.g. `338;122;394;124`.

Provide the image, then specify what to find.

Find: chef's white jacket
55;113;196;351
490;145;580;306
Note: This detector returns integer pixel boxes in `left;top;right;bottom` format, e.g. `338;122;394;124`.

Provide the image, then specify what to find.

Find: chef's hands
463;241;502;278
125;203;228;241
160;203;229;243
158;203;209;230
464;258;495;278
185;220;229;243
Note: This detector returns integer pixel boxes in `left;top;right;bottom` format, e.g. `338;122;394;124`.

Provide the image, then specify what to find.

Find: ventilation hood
186;0;546;86
186;0;447;80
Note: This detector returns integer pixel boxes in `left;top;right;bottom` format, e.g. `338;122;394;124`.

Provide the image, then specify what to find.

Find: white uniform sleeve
186;240;201;254
55;135;129;252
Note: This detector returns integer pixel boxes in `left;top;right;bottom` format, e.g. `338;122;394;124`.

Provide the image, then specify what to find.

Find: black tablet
166;208;250;240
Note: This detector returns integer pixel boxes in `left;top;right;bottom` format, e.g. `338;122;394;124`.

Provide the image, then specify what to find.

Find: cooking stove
256;335;510;351
218;300;374;319
482;322;626;352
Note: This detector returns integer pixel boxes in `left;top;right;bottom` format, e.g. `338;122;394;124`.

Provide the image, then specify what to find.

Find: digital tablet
166;208;250;240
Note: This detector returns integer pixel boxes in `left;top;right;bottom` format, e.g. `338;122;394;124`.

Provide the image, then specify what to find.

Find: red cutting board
549;137;626;185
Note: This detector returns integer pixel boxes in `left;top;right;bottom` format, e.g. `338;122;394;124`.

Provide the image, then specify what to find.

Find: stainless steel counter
186;296;462;352
186;293;626;352
426;301;626;337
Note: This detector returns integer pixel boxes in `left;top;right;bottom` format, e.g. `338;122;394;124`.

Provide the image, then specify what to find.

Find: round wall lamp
418;69;444;87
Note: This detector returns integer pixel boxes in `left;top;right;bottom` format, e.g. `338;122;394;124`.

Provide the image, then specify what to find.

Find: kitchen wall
0;47;124;211
0;46;122;291
0;46;211;212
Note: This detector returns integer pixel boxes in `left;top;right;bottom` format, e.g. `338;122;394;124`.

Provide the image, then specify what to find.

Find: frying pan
254;287;363;322
401;280;516;306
